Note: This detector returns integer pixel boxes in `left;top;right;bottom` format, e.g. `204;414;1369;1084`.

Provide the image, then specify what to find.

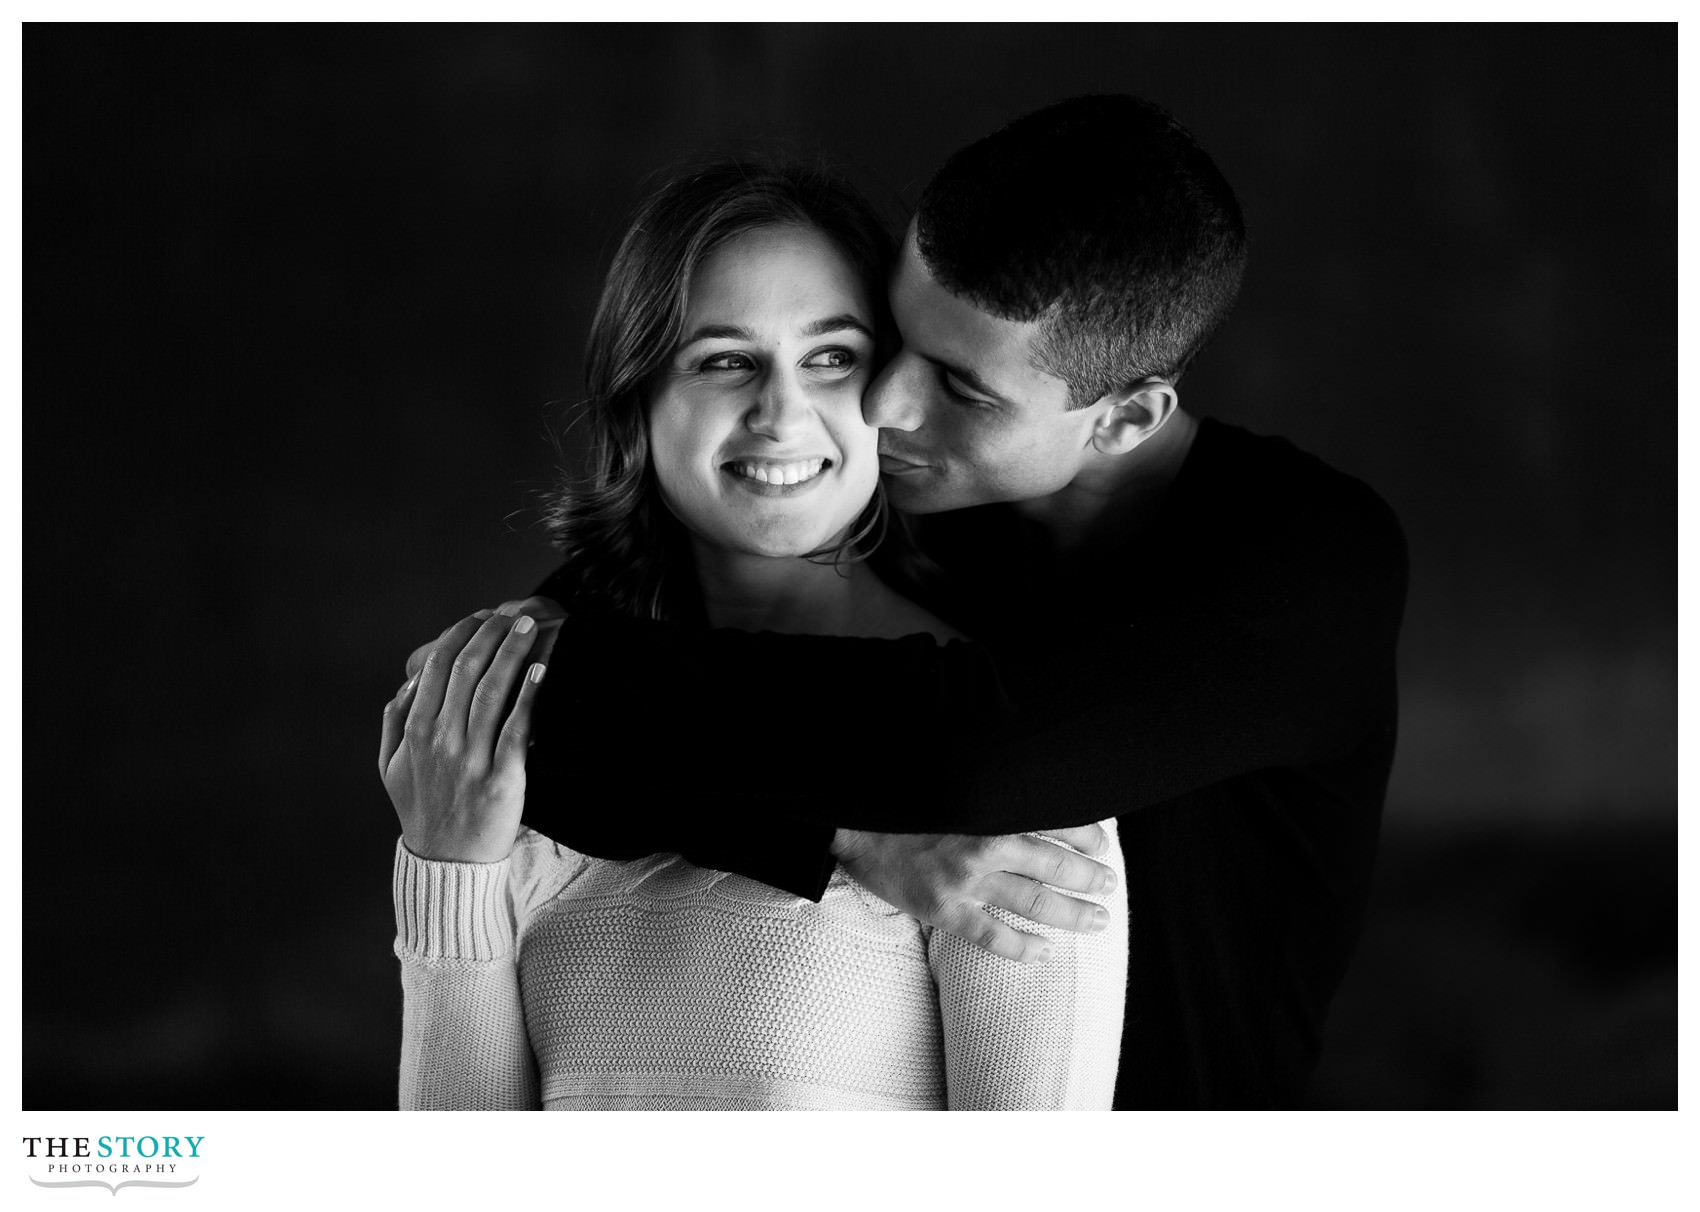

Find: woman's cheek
644;399;709;526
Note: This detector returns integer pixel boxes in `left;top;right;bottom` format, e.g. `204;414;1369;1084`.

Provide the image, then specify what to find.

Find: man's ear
1089;380;1178;456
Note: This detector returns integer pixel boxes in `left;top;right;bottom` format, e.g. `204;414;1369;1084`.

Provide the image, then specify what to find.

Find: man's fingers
941;905;1053;964
466;616;540;755
1038;822;1109;858
1001;832;1117;896
978;871;1108;935
379;675;419;777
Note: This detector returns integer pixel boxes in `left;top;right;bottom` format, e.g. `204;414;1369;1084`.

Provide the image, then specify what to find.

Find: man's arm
413;478;1402;952
523;480;1407;836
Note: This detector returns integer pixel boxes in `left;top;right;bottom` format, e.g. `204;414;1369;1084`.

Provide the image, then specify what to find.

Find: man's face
864;225;1105;514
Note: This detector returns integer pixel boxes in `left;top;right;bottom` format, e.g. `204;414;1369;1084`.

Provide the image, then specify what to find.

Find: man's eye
804;348;858;372
943;373;988;406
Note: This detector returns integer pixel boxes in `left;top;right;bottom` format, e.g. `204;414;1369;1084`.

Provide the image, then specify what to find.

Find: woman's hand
380;609;548;863
404;597;566;683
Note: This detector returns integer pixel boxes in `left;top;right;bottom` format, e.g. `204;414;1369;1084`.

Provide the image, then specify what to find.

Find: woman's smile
721;456;834;496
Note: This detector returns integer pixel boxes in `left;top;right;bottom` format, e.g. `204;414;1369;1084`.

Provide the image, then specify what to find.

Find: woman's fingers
493;595;568;622
1000;832;1118;896
465;616;541;755
379;674;419;777
977;871;1108;935
407;611;492;734
403;597;567;680
494;662;547;773
434;612;523;744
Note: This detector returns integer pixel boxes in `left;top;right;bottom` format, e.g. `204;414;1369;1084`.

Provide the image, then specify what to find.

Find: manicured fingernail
513;615;535;634
1035;946;1054;963
528;663;546;684
497;602;522;617
1091;906;1109;931
474;609;494;620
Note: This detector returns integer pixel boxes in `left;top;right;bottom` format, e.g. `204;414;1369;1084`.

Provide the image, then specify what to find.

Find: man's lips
878;451;931;475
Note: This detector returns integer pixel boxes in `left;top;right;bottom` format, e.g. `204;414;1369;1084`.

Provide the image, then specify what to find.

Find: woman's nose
744;371;813;442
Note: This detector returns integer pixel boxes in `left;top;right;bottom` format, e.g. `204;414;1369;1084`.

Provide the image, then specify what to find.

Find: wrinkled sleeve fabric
926;820;1128;1109
393;840;540;1110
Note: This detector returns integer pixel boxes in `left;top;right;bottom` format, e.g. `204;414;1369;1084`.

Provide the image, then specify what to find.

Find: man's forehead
891;227;1065;405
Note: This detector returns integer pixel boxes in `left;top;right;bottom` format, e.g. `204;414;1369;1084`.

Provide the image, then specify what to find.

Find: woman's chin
715;517;857;561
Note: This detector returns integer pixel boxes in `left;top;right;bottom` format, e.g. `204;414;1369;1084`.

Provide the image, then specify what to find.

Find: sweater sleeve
925;820;1128;1109
392;840;541;1110
519;472;1406;899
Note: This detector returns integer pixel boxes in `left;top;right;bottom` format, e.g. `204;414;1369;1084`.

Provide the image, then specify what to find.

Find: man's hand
405;596;566;682
831;825;1118;963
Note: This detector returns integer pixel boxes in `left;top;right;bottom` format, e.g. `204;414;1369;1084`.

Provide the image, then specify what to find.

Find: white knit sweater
394;823;1127;1110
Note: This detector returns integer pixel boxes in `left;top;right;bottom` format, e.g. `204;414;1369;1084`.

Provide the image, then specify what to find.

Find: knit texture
394;824;1127;1110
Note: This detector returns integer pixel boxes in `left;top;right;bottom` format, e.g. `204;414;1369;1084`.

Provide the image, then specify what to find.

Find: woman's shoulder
507;827;592;922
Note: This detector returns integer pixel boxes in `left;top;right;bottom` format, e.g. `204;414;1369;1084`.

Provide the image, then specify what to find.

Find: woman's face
648;223;880;559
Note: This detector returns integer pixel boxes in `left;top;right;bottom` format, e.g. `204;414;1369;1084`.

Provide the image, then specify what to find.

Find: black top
522;418;1408;1108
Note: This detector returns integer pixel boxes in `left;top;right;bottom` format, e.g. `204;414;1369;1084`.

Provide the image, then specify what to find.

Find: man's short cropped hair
915;94;1248;407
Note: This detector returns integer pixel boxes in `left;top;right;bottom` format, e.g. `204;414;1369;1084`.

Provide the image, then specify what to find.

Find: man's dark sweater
523;418;1408;1108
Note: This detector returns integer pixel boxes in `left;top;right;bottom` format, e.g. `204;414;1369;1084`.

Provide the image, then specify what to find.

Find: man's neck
1012;407;1200;551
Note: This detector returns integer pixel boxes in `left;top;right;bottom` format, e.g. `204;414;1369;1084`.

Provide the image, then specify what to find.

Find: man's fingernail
1091;906;1109;931
1035;946;1054;963
1099;869;1117;893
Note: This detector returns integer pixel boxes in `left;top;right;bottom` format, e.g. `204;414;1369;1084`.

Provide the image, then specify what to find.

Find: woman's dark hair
543;158;898;621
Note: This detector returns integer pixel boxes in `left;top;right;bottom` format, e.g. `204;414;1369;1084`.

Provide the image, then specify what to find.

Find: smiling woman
378;158;1127;1110
648;224;880;563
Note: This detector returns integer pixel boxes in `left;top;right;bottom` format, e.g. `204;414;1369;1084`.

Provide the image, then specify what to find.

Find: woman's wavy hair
543;158;901;622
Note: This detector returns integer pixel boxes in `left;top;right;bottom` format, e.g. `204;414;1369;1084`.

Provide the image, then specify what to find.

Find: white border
4;13;1689;1212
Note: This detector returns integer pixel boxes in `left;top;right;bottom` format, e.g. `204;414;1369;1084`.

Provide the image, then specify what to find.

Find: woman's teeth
729;458;827;486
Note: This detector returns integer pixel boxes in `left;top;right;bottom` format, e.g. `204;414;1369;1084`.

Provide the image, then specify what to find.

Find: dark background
26;24;1675;1108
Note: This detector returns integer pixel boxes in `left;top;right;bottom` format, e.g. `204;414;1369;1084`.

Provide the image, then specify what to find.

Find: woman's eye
805;347;858;372
700;352;756;373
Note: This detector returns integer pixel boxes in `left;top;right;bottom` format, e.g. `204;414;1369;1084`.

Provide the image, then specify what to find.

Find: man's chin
880;473;956;515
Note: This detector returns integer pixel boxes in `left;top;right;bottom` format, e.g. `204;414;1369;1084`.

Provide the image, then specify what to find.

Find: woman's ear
1090;380;1178;456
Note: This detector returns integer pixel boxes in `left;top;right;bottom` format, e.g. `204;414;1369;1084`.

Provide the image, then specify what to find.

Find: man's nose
863;353;925;432
744;371;812;442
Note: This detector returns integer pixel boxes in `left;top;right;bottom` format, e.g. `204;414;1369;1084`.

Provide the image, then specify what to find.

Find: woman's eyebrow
677;315;871;348
678;323;755;346
798;314;872;339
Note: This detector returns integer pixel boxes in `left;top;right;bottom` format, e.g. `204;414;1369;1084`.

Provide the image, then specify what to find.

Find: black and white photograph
15;12;1682;1189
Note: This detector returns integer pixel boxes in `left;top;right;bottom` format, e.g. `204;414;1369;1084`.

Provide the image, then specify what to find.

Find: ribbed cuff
392;838;514;961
